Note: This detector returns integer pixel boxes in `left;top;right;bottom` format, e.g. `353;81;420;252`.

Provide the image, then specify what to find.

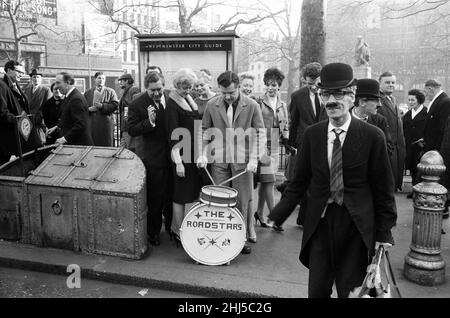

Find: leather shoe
272;224;284;232
148;234;160;246
241;245;252;254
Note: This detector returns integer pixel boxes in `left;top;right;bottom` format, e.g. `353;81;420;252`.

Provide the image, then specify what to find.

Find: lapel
60;88;75;112
215;95;232;128
232;95;247;127
318;121;330;179
404;110;412;125
302;88;316;121
381;93;397;116
342;117;363;168
5;76;29;113
428;93;444;115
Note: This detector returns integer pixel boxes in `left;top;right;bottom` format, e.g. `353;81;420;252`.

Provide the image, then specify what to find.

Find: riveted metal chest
24;145;148;259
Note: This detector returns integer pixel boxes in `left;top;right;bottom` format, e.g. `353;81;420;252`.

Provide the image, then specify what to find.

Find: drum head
180;203;246;266
200;185;238;207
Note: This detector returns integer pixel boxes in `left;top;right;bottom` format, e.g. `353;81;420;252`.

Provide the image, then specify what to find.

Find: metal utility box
25;145;147;259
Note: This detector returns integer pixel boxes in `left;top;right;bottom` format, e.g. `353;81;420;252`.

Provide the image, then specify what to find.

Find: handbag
349;245;402;298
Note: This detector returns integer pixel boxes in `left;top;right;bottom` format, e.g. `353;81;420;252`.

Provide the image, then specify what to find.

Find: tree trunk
300;0;326;70
287;58;296;104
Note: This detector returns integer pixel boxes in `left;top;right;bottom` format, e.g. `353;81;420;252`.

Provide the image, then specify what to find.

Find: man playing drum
197;71;266;255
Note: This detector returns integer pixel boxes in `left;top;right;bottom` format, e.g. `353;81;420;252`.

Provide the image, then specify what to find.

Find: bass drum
180;202;246;266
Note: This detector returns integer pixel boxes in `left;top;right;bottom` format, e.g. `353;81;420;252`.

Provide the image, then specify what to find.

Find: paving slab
1;189;450;298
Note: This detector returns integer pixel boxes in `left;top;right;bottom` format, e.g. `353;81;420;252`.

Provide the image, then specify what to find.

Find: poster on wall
0;0;57;22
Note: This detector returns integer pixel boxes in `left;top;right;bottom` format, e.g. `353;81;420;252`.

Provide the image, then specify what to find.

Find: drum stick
203;167;216;186
218;170;248;186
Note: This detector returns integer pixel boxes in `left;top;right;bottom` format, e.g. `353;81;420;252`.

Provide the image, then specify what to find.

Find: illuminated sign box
137;32;239;90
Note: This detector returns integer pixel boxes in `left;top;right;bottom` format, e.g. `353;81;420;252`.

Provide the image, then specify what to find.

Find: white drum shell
180;202;246;266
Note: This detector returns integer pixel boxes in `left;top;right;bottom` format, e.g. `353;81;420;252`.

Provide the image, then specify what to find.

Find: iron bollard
404;151;447;286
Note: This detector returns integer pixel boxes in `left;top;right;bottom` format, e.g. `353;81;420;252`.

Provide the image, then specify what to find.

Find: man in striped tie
270;63;397;298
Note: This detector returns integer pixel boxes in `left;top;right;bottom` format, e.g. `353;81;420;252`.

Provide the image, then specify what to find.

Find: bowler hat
118;73;133;81
317;63;357;90
356;78;381;98
29;69;43;77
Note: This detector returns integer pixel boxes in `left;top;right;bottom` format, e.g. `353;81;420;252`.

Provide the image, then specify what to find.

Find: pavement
1;179;450;298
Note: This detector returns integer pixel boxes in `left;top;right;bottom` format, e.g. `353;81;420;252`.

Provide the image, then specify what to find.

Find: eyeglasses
320;90;353;101
13;68;24;74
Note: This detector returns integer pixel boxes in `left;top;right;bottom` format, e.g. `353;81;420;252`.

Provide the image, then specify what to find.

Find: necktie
330;128;344;205
314;93;321;121
227;104;233;127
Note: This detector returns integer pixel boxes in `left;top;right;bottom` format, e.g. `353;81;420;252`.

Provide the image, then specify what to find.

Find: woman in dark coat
42;83;64;144
165;68;203;245
402;89;427;192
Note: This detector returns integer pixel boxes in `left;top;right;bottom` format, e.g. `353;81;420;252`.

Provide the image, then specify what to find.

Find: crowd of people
1;57;450;298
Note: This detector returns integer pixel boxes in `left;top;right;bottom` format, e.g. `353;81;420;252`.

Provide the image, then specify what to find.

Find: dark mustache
325;102;339;108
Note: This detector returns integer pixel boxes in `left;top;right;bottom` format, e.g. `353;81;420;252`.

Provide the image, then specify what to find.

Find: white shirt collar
328;114;352;134
351;108;368;121
411;104;424;119
66;87;75;97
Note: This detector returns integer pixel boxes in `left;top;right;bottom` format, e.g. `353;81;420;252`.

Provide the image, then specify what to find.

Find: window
137;14;141;25
123;49;127;62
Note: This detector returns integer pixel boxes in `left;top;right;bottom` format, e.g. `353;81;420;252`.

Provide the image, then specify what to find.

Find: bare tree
252;0;301;99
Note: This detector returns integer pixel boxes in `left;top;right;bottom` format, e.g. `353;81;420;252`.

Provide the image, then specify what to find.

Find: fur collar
169;90;198;112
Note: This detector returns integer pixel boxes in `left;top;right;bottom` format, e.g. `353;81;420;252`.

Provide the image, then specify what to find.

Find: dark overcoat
377;92;406;190
23;84;52;128
271;118;397;268
58;88;93;146
0;75;41;158
424;92;450;152
402;107;428;171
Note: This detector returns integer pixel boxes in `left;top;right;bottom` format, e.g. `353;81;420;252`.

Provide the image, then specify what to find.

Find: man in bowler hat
351;78;394;157
269;63;397;298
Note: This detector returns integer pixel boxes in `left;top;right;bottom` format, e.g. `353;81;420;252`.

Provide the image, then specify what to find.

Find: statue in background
354;36;371;67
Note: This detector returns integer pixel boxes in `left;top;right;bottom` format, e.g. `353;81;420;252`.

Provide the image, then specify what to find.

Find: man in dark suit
272;63;324;230
423;79;450;152
51;72;93;146
0;60;41;165
118;73;140;150
269;63;397;298
127;71;172;246
24;69;52;146
351;78;394;156
378;72;406;191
